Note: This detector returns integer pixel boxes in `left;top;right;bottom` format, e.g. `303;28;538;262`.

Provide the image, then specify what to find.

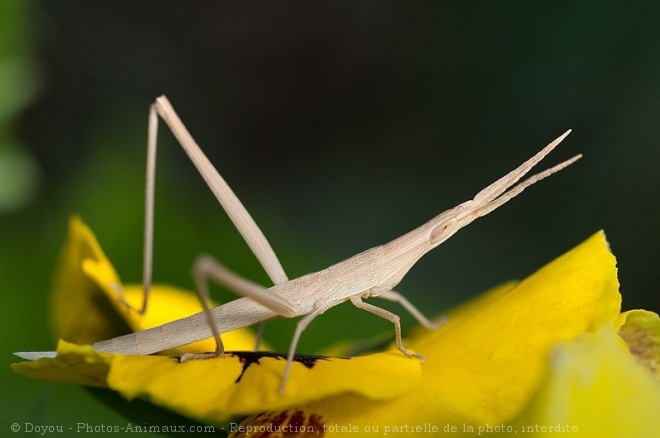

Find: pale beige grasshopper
16;96;581;393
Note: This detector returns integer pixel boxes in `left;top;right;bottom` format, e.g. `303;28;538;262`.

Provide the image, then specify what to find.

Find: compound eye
429;218;457;245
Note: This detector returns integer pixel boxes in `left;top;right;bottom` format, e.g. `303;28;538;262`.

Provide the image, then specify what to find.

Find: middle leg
350;295;425;362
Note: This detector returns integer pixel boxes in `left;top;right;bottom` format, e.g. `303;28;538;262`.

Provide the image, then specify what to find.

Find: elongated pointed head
428;130;580;248
373;131;580;295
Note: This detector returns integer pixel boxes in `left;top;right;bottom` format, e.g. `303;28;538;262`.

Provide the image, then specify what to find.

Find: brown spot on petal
230;409;325;437
619;324;660;384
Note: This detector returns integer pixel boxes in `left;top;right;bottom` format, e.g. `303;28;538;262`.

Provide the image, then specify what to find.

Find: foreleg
279;302;331;394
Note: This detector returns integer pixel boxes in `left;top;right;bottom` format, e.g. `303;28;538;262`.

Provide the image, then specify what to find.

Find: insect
16;96;581;393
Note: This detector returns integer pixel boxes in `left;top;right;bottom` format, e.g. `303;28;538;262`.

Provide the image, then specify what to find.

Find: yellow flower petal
13;341;421;422
11;341;111;387
406;231;620;423
617;309;660;385
50;216;127;344
237;231;621;434
108;348;420;422
506;326;660;437
52;215;261;352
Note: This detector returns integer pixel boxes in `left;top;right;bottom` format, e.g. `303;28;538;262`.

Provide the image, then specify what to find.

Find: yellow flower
14;217;657;435
232;230;622;435
505;310;660;437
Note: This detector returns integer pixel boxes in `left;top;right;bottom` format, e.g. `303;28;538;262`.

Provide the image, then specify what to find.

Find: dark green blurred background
3;1;659;434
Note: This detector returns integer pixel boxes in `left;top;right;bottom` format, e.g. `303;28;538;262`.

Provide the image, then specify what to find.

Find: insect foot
400;348;425;364
179;351;225;362
429;315;450;330
109;283;142;313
